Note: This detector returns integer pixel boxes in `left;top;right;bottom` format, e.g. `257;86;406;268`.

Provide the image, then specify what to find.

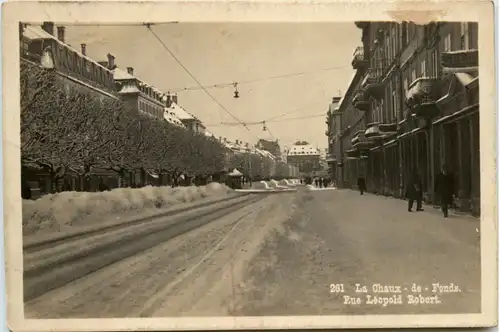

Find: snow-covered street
24;187;480;318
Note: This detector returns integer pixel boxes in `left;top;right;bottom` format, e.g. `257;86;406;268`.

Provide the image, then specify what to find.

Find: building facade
330;21;479;215
113;66;167;120
286;141;322;175
21;22;117;101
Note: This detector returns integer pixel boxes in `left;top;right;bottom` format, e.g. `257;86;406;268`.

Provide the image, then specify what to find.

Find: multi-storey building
113;66;167;120
256;139;281;160
330;21;479;215
21;22;117;101
286;141;322;175
20;22;120;196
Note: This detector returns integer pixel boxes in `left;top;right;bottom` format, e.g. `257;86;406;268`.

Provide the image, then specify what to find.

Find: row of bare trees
21;60;289;193
21;60;229;191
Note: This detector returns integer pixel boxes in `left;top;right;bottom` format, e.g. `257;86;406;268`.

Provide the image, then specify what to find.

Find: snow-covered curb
23;183;233;236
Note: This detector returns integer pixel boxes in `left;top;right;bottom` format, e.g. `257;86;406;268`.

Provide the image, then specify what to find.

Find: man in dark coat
357;176;366;195
405;171;423;212
434;165;455;217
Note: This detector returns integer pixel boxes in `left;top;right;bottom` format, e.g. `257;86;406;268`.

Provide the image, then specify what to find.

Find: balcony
361;68;384;100
352;89;370;111
365;122;398;142
350;130;374;151
355;21;369;29
326;153;337;163
352;46;368;70
406;77;441;118
325;130;330;137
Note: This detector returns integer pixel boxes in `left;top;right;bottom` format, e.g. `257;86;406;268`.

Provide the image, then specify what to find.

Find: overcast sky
65;23;360;149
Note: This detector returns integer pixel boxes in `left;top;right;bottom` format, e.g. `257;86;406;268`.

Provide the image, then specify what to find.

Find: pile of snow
23;183;232;235
269;180;288;189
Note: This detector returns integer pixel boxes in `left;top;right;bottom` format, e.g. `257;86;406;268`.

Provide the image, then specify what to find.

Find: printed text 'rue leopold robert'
329;283;462;307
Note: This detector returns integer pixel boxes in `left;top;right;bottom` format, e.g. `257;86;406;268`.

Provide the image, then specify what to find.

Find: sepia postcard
2;0;498;331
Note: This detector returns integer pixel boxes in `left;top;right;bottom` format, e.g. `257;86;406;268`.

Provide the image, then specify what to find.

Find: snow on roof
260;150;276;160
163;107;185;127
228;168;243;176
455;72;475;86
118;83;140;94
113;67;136;80
23;25;112;74
442;49;478;55
287;143;320;156
167;102;196;121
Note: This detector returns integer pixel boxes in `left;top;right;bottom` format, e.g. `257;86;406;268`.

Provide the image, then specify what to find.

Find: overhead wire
205;113;326;127
144;23;261;139
167;65;351;93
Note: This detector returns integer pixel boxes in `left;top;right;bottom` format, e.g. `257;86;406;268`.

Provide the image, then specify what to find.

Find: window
411;68;416;83
380;99;385;123
392;91;397;120
420;58;426;77
404;78;409;95
460;23;469;50
402;22;408;46
431;51;438;77
444;33;451;52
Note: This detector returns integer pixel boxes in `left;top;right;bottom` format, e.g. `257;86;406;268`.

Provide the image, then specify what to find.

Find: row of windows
370;23;473;72
139;85;163;103
50;40;114;89
138;100;163;119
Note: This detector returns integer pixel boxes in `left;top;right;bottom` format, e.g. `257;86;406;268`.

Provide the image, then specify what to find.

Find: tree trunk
118;169;124;188
140;168;147;187
83;164;92;191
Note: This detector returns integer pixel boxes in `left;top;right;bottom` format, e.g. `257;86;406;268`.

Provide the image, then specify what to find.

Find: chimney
57;26;65;43
332;96;342;103
41;22;55;35
172;93;178;104
107;53;115;70
126;67;134;75
81;43;87;56
166;94;172;107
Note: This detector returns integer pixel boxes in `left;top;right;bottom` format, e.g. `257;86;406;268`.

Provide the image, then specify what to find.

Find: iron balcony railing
363;67;383;86
352;46;365;62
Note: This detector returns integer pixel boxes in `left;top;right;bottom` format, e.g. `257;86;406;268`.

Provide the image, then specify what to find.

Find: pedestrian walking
405;170;423;212
314;178;319;187
357;176;366;195
434;165;455;218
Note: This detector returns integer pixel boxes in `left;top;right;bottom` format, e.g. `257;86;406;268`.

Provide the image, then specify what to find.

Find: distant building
256;139;281;159
286;141;321;175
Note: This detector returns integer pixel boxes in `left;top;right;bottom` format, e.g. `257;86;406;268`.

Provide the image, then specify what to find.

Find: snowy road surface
25;188;480;318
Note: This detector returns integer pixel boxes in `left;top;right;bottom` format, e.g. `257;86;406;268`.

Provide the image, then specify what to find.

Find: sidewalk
341;188;479;222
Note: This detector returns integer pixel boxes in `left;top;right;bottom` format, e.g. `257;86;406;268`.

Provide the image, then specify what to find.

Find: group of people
314;177;331;188
356;165;456;218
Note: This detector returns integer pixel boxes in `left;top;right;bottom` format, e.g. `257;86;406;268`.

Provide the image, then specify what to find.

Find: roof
23;25;112;74
163;107;185;127
168;102;196;121
113;67;136;80
287;143;320;156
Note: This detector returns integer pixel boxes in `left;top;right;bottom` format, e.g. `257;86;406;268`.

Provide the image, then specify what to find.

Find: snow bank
23;183;232;235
